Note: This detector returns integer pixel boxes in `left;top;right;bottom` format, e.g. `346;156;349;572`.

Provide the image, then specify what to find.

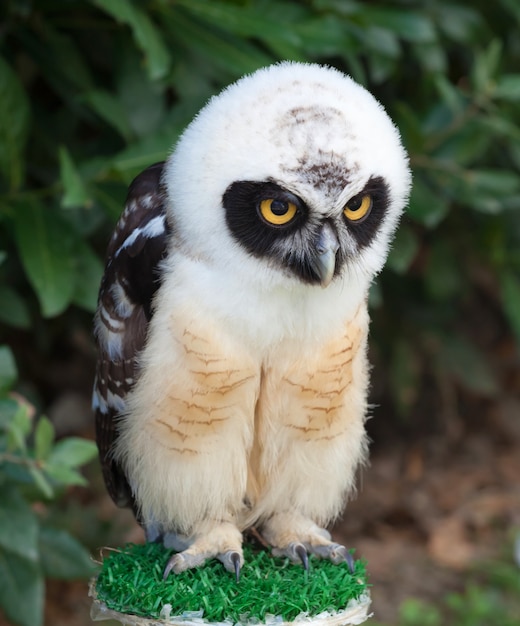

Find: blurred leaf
0;56;30;190
39;526;95;580
361;8;437;43
46;437;98;469
71;240;104;313
0;345;17;392
435;4;482;42
59;146;91;209
0;484;39;562
387;224;419;274
293;15;352;60
178;0;304;58
43;464;88;487
162;7;272;77
424;241;463;301
500;270;520;346
433;74;465;113
438;335;498;396
91;0;171;80
34;417;55;462
494;74;520;101
28;466;54;500
472;39;502;94
0;285;31;329
6;405;31;452
407;175;449;227
84;90;134;141
0;397;19;430
459;169;520;214
0;551;43;626
116;49;167;138
413;42;447;74
400;597;442;626
389;339;421;416
12;200;76;317
35;25;94;92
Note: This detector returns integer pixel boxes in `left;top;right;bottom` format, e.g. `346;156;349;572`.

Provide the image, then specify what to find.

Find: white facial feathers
163;62;411;282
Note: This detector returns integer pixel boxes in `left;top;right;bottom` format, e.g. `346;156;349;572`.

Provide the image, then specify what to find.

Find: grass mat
95;542;368;623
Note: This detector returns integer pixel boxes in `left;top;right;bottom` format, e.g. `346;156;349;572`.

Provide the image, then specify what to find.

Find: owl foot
162;521;243;580
262;513;354;573
271;540;353;573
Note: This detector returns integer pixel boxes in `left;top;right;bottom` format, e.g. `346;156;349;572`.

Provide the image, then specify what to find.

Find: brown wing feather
93;162;171;510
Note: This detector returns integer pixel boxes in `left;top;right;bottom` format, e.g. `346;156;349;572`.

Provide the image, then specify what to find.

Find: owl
93;62;411;580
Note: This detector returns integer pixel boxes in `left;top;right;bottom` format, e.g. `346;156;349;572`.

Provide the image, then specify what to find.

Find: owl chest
139;297;368;455
255;315;368;442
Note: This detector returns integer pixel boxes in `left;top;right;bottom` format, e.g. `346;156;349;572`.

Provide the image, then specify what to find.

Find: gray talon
231;551;241;582
163;554;179;580
217;550;243;580
312;543;355;572
335;545;355;573
295;543;309;570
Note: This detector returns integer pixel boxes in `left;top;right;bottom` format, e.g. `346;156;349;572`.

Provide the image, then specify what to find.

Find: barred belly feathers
93;62;411;578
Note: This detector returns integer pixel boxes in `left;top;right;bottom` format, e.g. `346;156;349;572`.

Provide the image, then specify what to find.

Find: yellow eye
259;198;298;225
343;195;372;222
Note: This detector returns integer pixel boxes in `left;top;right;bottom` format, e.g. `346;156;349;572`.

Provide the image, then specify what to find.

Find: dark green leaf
59;146;91;209
116;49;166;138
407;176;449;228
494;74;520;101
71;240;104;313
0;551;44;626
162;7;272;78
12;199;76;317
35;25;94;92
424;241;463;301
439;336;498;396
500;270;520;346
0;56;30;190
6;405;31;453
178;0;303;52
46;437;98;468
34;417;55;462
0;397;19;430
0;285;31;329
84;89;134;141
390;339;421;417
361;8;437;43
0;484;39;562
28;466;55;500
92;0;171;80
295;15;355;59
39;526;95;579
435;5;482;42
472;39;502;93
43;463;88;487
0;345;17;392
387;224;419;274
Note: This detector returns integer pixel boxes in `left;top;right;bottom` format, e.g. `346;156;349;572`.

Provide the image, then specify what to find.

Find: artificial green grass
95;542;368;623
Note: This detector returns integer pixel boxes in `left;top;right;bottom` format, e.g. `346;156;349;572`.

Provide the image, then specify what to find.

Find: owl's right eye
259;198;298;226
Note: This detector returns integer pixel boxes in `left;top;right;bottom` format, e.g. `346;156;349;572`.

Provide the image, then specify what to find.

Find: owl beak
314;222;339;287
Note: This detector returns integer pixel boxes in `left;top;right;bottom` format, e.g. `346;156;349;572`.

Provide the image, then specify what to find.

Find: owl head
163;62;411;291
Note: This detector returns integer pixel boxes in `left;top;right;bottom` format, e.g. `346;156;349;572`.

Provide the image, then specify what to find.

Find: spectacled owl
93;62;411;579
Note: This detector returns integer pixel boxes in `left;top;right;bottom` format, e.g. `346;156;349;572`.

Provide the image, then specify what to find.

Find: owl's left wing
93;162;171;510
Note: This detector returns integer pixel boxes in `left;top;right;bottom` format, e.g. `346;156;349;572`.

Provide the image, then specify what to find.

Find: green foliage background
1;0;519;625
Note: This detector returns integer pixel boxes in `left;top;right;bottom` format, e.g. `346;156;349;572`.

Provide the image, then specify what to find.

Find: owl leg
260;512;354;573
162;520;243;580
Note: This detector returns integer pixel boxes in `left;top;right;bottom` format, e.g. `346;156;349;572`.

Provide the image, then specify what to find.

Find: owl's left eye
343;194;372;222
259;198;298;226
